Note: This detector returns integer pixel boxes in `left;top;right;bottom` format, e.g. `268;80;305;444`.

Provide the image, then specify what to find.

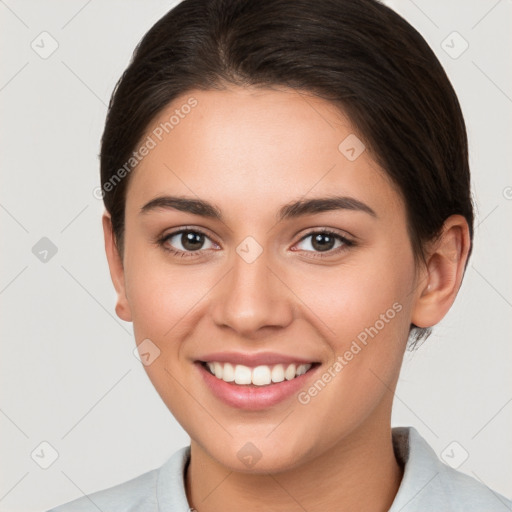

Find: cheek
288;268;412;450
298;242;414;411
301;250;413;346
122;239;212;339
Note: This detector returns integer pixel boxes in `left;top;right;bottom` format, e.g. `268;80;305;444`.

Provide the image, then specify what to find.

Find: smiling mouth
200;361;318;386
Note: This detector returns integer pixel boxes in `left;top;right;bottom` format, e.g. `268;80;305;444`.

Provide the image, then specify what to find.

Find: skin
103;86;470;511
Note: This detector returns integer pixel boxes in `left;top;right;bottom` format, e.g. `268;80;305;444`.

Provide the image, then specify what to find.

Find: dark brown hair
100;0;474;346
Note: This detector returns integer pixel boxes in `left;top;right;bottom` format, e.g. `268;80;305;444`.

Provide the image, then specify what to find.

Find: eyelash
155;227;355;260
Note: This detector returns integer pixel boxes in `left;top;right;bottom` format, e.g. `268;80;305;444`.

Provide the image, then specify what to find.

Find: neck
185;417;403;512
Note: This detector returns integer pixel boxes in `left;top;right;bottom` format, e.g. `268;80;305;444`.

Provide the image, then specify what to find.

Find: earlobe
102;211;132;323
411;215;471;329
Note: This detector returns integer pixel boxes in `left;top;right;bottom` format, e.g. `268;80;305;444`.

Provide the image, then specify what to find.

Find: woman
49;0;511;510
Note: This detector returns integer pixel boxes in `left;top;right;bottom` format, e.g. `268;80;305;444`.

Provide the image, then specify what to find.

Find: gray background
0;0;511;510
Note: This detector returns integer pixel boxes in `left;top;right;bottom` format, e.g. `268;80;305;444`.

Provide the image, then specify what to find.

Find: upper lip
196;351;318;367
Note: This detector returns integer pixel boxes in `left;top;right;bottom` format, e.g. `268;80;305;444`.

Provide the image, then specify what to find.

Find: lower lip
196;362;319;410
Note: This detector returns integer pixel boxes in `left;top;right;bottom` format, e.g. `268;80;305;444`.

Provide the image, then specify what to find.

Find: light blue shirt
48;426;512;511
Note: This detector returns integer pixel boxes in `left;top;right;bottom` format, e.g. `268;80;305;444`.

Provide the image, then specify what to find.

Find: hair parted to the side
100;0;474;348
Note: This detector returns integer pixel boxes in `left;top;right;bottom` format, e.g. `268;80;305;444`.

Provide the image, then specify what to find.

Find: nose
210;245;295;338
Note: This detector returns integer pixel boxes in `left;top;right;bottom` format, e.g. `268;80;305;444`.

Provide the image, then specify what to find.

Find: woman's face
112;86;424;472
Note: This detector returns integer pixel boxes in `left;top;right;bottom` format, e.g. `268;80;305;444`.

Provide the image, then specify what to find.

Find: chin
198;434;313;474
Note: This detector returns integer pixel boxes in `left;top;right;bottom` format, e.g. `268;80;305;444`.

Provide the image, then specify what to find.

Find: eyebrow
139;195;377;222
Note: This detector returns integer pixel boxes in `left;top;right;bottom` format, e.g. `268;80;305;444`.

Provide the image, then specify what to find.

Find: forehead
125;86;404;224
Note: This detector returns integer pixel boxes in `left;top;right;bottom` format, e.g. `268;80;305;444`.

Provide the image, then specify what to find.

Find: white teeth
222;362;235;382
285;364;296;380
204;361;312;386
214;362;223;379
234;364;252;385
296;364;309;376
252;365;272;386
271;364;285;383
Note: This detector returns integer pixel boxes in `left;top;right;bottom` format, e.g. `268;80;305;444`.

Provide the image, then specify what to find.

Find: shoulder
390;426;512;512
46;468;159;512
46;446;191;512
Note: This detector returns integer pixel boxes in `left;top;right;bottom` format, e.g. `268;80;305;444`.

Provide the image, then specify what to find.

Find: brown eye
295;230;352;254
178;231;205;251
311;232;337;252
161;229;217;255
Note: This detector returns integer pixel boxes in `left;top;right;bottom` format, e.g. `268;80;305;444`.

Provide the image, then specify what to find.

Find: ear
102;211;132;322
411;214;471;329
